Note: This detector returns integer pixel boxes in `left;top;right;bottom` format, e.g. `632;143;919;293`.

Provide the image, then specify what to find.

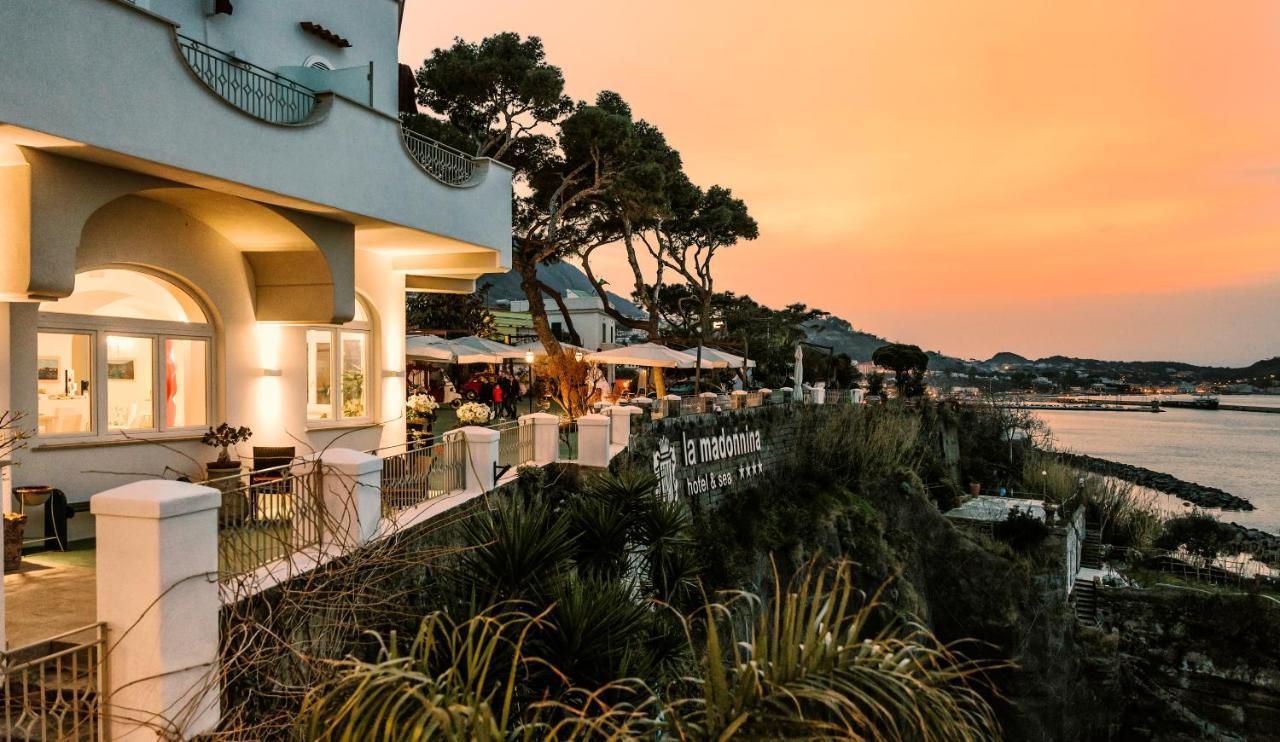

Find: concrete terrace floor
4;544;97;649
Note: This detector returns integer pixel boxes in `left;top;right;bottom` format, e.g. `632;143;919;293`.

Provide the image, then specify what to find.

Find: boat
1191;395;1220;410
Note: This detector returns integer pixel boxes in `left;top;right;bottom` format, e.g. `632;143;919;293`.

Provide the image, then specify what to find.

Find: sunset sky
401;1;1280;366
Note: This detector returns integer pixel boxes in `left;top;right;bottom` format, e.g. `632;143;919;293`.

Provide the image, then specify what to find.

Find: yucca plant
567;495;634;580
539;575;654;689
663;559;1006;741
457;495;576;602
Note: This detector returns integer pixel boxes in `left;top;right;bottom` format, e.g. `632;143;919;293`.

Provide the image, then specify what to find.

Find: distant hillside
479;263;646;319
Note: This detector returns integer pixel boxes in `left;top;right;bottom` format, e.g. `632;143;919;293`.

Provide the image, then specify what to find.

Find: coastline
1054;451;1254;511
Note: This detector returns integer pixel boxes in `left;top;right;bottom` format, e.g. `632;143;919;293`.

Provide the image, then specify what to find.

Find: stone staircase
1072;578;1099;625
1081;521;1103;569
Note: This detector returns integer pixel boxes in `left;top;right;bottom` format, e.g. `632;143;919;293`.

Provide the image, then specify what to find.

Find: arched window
37;269;213;438
306;297;373;423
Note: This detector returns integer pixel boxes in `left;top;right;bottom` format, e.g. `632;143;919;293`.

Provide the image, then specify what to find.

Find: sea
1034;394;1280;536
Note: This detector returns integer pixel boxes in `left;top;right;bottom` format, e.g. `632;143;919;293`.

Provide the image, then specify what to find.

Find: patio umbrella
405;335;503;364
688;346;756;369
793;342;804;388
512;339;590;359
585;343;716;369
454;335;527;360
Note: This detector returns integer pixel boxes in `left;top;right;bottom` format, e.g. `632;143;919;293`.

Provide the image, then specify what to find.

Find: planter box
4;512;28;571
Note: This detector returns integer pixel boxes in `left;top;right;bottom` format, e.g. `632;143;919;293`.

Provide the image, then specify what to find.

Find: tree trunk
516;249;586;417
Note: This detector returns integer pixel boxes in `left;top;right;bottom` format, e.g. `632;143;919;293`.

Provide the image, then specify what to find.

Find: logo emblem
652;436;679;501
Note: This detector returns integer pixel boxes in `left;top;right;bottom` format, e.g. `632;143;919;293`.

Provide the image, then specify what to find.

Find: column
577;413;611;468
458;426;499;494
93;480;222;739
731;390;748;409
318;448;383;549
524;412;561;465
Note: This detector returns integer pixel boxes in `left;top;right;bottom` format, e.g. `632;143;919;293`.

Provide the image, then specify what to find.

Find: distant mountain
985;352;1030;366
479;263;646;319
800;315;957;367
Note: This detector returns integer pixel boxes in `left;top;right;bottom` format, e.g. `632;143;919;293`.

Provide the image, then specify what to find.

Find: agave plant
663;559;1007;741
456;496;576;602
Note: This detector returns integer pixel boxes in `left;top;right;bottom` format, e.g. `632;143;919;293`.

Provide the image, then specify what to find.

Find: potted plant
202;423;252;479
406;392;439;448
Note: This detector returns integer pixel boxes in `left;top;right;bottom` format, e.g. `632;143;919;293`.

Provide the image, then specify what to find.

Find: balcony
400;127;480;187
175;35;318;126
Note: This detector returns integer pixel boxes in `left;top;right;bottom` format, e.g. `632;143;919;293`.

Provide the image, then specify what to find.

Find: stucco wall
7;175;408;542
0;0;512;263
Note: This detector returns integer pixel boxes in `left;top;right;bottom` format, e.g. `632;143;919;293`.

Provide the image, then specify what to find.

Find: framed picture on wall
37;357;60;381
107;359;135;380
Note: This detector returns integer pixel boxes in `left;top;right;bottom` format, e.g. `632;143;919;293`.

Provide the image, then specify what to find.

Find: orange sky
402;0;1280;366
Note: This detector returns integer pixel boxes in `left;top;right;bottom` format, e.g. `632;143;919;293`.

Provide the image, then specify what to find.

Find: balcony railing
0;623;107;741
176;34;318;125
377;435;465;516
400;127;479;187
212;462;324;580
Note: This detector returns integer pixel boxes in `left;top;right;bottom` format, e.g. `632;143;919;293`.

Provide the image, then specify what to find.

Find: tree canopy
872;343;930;398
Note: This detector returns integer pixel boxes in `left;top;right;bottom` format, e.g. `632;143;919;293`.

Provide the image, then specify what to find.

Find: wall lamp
261;368;282;377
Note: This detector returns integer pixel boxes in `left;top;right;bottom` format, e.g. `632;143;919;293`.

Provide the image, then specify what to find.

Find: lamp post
525;350;535;414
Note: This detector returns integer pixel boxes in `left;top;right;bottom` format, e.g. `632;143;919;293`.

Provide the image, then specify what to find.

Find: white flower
406;393;439;416
456;402;493;425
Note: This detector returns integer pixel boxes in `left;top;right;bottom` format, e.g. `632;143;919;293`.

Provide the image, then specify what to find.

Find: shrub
1157;512;1235;562
992;508;1050;553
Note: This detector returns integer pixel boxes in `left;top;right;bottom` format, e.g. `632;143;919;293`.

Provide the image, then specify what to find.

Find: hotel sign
652;425;766;501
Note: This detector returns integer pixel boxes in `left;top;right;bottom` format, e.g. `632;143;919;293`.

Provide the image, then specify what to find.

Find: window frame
36;312;214;441
305;314;374;427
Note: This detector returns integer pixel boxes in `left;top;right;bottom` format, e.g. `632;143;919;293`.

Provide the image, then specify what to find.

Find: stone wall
1091;586;1280;740
614;403;831;513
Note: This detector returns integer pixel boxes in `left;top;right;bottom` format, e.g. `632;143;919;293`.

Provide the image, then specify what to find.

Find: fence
374;435;457;515
0;623;107;741
212;462;324;579
559;418;579;460
746;391;765;408
495;421;522;472
680;396;711;415
176;35;317;124
400;127;477;186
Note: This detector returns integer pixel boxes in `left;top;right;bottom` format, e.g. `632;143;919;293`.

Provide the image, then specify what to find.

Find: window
307;299;372;423
36;269;212;438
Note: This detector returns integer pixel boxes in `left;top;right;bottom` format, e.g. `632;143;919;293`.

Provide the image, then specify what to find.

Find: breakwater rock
1057;452;1254;511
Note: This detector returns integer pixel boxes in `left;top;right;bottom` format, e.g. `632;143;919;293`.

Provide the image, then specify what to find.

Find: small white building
0;0;512;541
510;290;619;351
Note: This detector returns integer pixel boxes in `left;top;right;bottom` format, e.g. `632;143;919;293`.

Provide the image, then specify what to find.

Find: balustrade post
92;480;222;739
606;405;640;450
319;448;383;550
523;412;561;465
812;386;826;404
459;426;500;494
577;413;611;468
731;390;748;409
663;394;681;418
780;386;793;403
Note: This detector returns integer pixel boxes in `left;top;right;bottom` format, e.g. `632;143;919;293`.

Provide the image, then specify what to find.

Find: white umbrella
456;336;526;360
586;343;715;369
689;346;756;369
405;335;503;364
513;339;590;359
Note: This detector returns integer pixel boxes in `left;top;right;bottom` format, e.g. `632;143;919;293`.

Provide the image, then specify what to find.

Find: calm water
1035;395;1280;535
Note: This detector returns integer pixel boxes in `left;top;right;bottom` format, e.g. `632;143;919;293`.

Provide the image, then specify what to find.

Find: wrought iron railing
518;419;536;467
400;127;478;186
559;418;578;460
680;396;711;416
211;461;324;579
0;623;107;741
495;421;522;472
376;434;465;515
176;34;317;125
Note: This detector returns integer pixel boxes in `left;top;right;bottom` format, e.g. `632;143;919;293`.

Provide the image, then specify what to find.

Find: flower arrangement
406;393;439;420
201;422;252;465
456;402;493;425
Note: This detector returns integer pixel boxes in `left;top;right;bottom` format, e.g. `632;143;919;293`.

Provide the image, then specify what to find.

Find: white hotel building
0;0;511;538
